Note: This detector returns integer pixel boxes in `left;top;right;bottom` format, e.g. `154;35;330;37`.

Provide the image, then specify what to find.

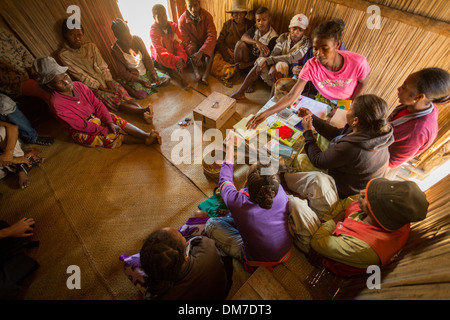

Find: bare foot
143;111;153;125
229;91;246;100
193;68;201;82
17;169;30;189
201;72;209;86
145;129;161;145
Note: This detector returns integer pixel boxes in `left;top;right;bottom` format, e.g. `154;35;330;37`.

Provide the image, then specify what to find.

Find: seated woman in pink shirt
33;57;161;149
247;20;370;129
388;68;449;169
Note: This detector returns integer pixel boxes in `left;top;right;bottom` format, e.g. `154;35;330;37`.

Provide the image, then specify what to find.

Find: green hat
366;178;429;231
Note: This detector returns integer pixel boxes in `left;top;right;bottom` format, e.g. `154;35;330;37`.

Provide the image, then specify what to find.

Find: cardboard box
193;92;237;129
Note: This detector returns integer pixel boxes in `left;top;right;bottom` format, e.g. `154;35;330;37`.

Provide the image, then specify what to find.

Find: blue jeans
0;108;37;143
205;215;244;263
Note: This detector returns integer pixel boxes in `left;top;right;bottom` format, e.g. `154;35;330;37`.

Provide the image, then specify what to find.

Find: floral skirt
125;70;170;97
69;113;128;149
93;80;134;112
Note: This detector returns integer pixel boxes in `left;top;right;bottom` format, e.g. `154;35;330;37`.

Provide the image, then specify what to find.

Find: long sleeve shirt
59;42;113;90
179;8;217;57
304;115;394;198
218;160;292;264
150;21;188;70
50;81;113;136
265;32;311;66
388;104;439;168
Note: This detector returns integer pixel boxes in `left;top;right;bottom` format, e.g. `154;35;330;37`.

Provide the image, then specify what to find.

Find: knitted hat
226;0;250;13
289;14;309;30
365;178;429;231
33;56;68;85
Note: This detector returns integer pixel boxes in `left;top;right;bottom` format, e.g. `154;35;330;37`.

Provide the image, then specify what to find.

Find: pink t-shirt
299;51;371;101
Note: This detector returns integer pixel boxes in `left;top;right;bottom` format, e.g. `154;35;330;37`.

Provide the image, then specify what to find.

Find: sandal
33;136;54;146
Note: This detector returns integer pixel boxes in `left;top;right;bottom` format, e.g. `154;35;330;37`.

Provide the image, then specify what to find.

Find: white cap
289;14;309;30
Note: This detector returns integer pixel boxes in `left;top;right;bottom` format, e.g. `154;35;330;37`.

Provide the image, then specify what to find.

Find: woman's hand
302;114;313;132
297;107;313;117
107;123;124;135
246;111;268;130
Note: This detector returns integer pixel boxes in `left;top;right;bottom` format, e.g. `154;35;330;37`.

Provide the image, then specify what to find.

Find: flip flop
33;136;54;146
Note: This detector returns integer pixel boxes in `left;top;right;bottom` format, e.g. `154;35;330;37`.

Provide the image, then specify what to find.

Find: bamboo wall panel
0;0;124;77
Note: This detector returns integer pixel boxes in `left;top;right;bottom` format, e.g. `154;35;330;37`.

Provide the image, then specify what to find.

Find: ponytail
247;162;280;209
415;68;450;104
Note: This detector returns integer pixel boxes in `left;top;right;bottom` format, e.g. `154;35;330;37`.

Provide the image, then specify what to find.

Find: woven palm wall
0;0;124;78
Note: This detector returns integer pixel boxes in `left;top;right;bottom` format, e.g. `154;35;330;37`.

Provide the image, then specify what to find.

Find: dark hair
312;20;343;42
139;229;185;299
61;18;84;39
332;18;345;30
247;162;280;209
255;7;269;16
111;18;130;38
415;68;450;104
152;4;166;17
352;94;391;135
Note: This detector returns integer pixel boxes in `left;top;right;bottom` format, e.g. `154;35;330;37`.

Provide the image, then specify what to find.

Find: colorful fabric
179;8;217;58
299;50;370;101
69;113;127;149
211;51;236;85
0;28;35;97
92;80;134;112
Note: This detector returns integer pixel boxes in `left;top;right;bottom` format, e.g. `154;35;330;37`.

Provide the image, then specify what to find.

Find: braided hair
312;20;343;42
111;18;130;38
352;94;391;135
415;68;450;104
139;229;185;299
247;162;280;209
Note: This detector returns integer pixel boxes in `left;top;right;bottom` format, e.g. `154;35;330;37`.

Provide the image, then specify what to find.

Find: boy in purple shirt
205;136;292;271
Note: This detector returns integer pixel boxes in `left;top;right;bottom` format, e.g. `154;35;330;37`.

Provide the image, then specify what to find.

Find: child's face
155;8;169;28
397;73;418;105
255;12;270;33
312;37;340;67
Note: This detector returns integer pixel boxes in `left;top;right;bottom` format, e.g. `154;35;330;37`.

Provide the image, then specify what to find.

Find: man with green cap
309;178;429;276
